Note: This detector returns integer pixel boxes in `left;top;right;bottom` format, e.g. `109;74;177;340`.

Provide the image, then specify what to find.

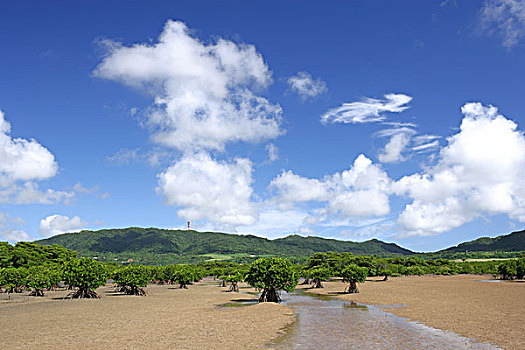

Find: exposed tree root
228;282;239;292
124;286;148;296
259;287;281;303
66;288;100;299
345;282;359;294
115;285;148;296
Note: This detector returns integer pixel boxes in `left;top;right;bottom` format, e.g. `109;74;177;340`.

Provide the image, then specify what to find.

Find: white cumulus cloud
0;110;57;186
157;152;257;225
270;154;392;219
393;102;525;236
0;110;83;205
94;20;284;152
321;93;412;124
287;71;327;99
39;215;89;238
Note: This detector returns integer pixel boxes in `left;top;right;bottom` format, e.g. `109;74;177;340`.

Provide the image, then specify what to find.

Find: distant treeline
0;242;77;268
304;252;522;277
1;242;524;298
419;250;525;260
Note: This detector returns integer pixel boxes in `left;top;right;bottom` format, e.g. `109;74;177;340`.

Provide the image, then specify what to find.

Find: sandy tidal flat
0;282;294;349
1;275;523;349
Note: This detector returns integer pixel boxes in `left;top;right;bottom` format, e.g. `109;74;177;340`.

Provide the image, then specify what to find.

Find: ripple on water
270;291;501;350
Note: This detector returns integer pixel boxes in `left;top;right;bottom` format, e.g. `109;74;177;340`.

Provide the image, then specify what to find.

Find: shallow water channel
262;290;501;350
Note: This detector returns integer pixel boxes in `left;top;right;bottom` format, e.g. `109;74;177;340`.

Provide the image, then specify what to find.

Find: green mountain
37;227;413;264
439;229;525;253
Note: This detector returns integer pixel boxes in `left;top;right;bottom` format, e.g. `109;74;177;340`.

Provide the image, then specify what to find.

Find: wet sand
303;274;525;350
0;281;294;349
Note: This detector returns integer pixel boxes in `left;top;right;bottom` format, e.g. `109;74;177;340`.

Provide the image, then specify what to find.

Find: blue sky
1;0;525;251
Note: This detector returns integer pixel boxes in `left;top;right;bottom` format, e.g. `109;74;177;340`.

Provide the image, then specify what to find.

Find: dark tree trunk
67;288;100;299
228;282;239;292
301;278;310;285
259;287;281;303
383;276;388;281
313;279;323;288
30;289;45;297
179;283;188;289
220;280;226;287
125;286;148;296
345;281;359;294
115;284;128;293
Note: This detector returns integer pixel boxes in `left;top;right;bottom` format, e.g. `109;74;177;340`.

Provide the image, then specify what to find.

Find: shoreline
301;274;525;350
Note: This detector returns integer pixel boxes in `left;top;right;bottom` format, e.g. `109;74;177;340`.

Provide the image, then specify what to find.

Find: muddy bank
303;274;525;350
0;282;294;349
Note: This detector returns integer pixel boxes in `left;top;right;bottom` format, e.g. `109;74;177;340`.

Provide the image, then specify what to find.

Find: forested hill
37;227;413;263
439;229;525;253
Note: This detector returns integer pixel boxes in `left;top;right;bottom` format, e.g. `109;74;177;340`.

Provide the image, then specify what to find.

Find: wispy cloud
0;212;29;242
412;140;440;152
266;143;279;162
321;93;412;124
378;133;413;163
106;148;170;167
287;71;327;99
375;128;441;163
479;0;525;48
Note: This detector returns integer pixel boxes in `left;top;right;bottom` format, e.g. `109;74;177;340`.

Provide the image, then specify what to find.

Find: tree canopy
341;264;368;293
113;265;150;296
245;257;298;302
63;257;108;298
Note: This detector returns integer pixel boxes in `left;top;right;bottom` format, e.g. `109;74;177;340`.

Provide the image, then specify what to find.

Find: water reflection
271;290;500;350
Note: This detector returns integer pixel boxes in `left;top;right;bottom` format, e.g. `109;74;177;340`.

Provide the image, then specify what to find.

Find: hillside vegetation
439;230;525;254
37;227;413;265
